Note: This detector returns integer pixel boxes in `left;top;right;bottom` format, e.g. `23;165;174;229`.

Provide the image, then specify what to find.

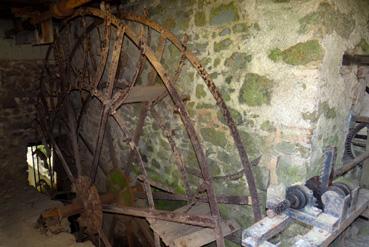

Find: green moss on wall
214;38;232;52
220;28;231;36
220;86;232;101
213;57;221;67
224;52;252;70
268;40;324;65
195;84;207;98
239;73;273;106
209;2;239;26
239;130;261;158
302;110;318;122
217;107;243;125
319;101;336;119
359;39;369;53
298;2;355;38
268;48;283;62
277;158;306;186
275;141;297;155
200;128;228;147
106;169;133;206
232;23;250;33
162;17;176;30
260;120;276;132
194;11;206;26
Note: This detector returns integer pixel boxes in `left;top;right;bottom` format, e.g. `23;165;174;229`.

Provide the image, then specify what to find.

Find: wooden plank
242;213;292;247
173;219;239;247
360;208;369;218
293;189;369;247
148;203;239;247
149;203;210;245
123;85;166;104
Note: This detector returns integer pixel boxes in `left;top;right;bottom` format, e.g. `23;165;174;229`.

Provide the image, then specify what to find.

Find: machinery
242;148;369;247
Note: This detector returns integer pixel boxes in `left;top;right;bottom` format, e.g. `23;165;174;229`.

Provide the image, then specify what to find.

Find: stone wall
53;0;369;232
0;61;43;186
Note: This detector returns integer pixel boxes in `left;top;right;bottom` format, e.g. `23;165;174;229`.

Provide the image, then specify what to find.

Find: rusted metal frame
76;94;92;132
150;108;191;199
137;175;175;194
134;43;225;246
188;53;262;222
110;38;147;112
213;156;261;181
333;150;369;178
106;121;119;170
41;193;115;219
110;113;155;206
187;157;261;181
66;9;222;244
121;35;166;175
123;102;150;174
136;191;251;205
112;112;161;247
92;13;111;89
110;18;149;112
90;24;126;182
151;37;188;106
78;132;108;177
37;95;76;183
103;204;216;228
38;116;75;183
64;19;101;90
95;13;225;244
54;39;68;93
119;12;262;222
66;97;82;176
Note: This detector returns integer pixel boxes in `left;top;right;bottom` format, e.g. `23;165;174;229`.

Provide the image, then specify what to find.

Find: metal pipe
333;150;369;178
31;146;37;187
103;204;215;228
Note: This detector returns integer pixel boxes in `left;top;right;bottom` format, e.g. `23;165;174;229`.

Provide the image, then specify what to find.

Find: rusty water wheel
37;5;262;247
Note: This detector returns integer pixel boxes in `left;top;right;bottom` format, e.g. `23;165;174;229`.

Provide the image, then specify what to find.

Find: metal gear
72;176;103;235
270;185;309;214
345;122;369;159
286;185;308;210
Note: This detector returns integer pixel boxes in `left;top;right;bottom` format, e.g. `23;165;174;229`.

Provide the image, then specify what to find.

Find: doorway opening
27;143;56;194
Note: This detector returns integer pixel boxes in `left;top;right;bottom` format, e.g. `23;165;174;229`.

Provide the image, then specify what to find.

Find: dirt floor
0;182;94;247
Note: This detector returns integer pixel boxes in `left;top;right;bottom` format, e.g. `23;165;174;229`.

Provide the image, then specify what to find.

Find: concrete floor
0;183;94;247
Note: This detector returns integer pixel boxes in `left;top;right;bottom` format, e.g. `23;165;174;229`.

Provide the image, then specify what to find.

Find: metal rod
67;98;82;176
333;150;369;178
36;147;41;189
31;146;37;187
124;34;166;172
103;204;215;228
90;25;125;182
136;191;251;205
150;108;191;199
